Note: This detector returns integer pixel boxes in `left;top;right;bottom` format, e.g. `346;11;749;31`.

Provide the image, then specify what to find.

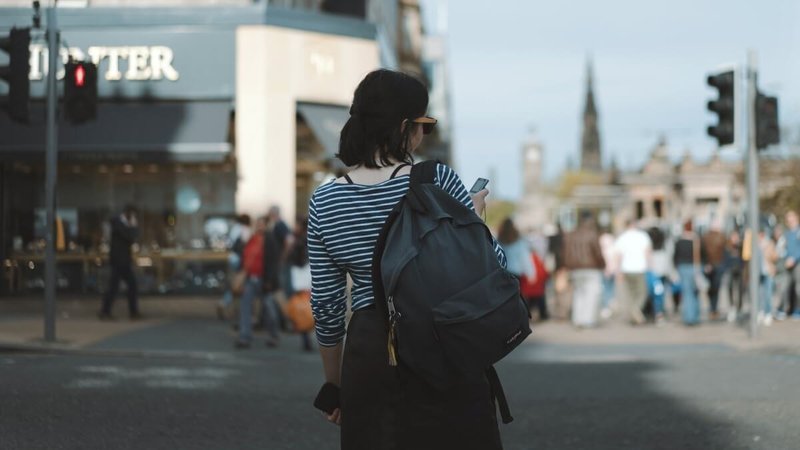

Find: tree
761;159;800;215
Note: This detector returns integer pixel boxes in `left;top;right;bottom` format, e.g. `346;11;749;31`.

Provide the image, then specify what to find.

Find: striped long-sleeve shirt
308;163;507;347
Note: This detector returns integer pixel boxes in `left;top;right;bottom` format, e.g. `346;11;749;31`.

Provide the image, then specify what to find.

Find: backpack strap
487;366;514;424
410;160;438;187
407;160;438;213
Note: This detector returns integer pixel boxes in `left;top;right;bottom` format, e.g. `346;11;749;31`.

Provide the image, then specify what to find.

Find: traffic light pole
746;50;760;339
43;6;58;342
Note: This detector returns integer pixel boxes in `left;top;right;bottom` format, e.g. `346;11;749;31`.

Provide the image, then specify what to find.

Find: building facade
516;59;793;234
540;136;793;234
621;139;745;230
0;3;382;294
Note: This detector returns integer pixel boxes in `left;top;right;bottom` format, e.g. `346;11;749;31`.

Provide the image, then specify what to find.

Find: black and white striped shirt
308;163;507;347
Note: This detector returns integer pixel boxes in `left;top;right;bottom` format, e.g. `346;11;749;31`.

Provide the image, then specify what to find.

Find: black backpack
372;160;531;424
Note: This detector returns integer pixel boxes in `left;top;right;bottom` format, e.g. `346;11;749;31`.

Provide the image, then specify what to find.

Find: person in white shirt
614;220;653;325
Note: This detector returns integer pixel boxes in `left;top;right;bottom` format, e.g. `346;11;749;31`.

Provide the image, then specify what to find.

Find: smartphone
313;382;340;415
470;178;490;194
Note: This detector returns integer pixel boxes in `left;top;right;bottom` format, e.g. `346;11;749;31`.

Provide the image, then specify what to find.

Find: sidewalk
530;318;800;353
2;295;800;356
0;296;222;354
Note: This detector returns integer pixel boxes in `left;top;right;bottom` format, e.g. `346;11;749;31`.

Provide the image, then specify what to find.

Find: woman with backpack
308;69;508;449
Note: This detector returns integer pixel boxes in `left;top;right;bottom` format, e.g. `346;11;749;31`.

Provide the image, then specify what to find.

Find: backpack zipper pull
387;295;400;367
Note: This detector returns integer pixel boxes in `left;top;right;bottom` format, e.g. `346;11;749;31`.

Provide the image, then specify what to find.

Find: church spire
585;57;596;116
580;56;602;172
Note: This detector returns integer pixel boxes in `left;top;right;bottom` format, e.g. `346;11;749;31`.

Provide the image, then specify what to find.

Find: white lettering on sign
126;46;151;80
309;51;335;76
149;46;179;81
87;46;107;67
105;47;128;81
28;44;180;82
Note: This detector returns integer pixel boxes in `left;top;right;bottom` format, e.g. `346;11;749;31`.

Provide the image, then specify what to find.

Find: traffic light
64;60;98;124
706;70;736;146
755;92;779;150
0;27;31;123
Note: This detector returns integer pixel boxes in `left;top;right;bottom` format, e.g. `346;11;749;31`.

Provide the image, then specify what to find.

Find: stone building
621;139;745;230
517;57;794;234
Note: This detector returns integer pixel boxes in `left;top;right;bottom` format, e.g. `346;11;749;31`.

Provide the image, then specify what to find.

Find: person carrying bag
308;70;528;450
285;217;315;351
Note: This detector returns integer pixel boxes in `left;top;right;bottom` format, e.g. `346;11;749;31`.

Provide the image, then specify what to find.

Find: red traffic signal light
64;61;98;124
74;64;85;88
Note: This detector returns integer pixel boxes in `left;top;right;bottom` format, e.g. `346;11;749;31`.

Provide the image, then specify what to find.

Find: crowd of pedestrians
98;201;798;340
500;209;800;329
217;206;315;351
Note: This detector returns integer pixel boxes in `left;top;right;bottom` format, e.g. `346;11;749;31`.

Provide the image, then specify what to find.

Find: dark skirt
340;307;503;450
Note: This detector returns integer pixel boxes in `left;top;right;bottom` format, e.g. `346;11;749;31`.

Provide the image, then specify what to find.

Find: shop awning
0;101;232;162
296;102;350;159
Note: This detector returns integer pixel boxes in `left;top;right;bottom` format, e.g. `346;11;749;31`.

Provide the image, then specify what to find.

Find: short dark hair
498;217;520;245
337;69;429;168
579;211;595;227
236;214;251;226
648;227;665;250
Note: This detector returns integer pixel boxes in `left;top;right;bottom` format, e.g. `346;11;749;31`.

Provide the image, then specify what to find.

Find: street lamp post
746;50;760;339
43;5;58;342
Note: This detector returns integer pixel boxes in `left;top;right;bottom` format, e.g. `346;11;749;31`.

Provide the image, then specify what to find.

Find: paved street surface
2;297;800;449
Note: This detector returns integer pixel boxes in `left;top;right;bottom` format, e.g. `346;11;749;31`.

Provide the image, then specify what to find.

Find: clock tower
522;129;543;197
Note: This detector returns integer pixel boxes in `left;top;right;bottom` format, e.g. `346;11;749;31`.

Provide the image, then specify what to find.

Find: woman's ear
401;119;409;133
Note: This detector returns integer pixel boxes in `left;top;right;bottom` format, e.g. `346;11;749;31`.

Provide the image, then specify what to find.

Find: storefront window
1;161;237;295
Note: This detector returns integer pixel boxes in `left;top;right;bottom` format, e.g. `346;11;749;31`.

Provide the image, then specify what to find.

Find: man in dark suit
99;204;141;320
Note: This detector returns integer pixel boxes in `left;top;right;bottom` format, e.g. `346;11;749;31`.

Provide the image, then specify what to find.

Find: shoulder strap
406;160;439;213
410;160;438;188
344;164;410;184
390;163;411;179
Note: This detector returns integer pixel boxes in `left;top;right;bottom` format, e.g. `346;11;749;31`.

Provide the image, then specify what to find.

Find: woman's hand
471;189;489;218
325;408;342;426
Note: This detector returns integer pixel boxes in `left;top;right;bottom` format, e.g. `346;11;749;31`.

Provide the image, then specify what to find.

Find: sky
434;0;800;200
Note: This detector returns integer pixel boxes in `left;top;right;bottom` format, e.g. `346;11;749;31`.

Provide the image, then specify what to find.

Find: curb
0;341;236;361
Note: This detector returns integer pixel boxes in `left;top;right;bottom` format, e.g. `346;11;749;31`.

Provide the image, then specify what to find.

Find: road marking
69;378;115;389
66;365;239;391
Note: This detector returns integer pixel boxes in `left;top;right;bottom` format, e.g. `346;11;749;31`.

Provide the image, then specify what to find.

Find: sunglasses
411;116;437;135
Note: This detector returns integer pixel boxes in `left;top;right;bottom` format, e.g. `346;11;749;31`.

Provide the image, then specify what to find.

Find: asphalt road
2;325;800;449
